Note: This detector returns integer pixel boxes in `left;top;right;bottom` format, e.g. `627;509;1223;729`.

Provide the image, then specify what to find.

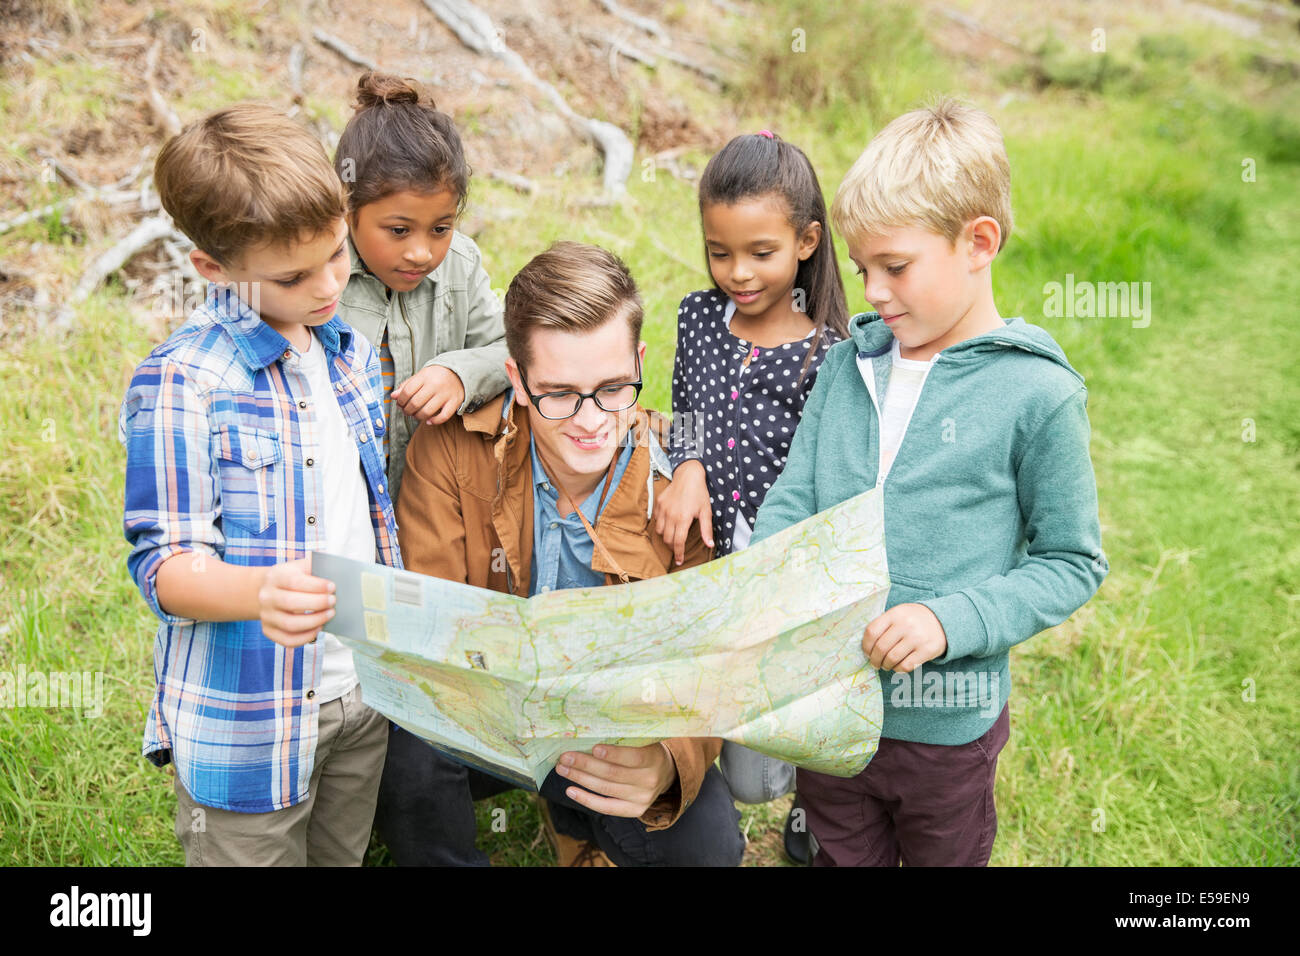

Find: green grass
1;0;1297;866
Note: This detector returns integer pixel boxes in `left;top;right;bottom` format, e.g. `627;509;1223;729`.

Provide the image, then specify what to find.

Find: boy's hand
862;603;948;673
392;365;465;425
654;459;714;565
258;556;337;648
555;742;677;818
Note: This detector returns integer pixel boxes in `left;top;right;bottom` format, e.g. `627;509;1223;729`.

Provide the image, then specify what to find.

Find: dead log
423;0;634;195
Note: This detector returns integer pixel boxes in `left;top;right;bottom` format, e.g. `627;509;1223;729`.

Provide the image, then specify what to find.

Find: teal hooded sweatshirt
751;311;1107;746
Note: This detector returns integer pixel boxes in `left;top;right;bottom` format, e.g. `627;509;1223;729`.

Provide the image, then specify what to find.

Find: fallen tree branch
57;216;180;328
488;169;538;194
144;40;183;137
288;43;306;103
647;41;727;85
423;0;634;195
112;146;154;190
313;28;378;71
595;0;668;42
0;202;65;236
0;165;149;236
36;149;91;191
580;29;658;68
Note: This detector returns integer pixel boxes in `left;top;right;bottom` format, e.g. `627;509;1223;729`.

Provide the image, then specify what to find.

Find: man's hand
391;365;465;425
555;742;677;818
258;556;336;648
862;603;948;673
653;459;714;565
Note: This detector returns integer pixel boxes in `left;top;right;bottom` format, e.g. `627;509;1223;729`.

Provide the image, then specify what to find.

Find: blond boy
751;100;1107;866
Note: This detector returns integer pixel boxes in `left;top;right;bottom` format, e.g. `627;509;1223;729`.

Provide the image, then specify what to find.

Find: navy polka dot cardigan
667;288;842;555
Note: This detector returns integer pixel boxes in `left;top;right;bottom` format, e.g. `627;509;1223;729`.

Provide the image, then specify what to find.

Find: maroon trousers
798;704;1010;867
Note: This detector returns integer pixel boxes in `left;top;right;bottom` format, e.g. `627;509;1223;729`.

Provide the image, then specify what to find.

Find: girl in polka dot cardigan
657;132;850;560
655;133;850;861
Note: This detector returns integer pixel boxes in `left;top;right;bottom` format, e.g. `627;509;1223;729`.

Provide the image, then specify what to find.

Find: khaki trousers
172;683;387;866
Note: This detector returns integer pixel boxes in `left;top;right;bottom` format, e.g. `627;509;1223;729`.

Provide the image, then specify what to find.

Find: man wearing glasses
377;241;746;867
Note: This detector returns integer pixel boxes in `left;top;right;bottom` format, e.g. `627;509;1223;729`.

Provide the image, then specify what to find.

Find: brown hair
698;132;849;378
504;242;643;368
154;103;346;267
334;71;470;215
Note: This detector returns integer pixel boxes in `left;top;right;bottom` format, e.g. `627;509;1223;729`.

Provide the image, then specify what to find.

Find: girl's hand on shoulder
655;459;714;565
392;365;465;425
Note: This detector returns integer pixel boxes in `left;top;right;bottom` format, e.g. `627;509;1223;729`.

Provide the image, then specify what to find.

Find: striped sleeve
120;357;223;624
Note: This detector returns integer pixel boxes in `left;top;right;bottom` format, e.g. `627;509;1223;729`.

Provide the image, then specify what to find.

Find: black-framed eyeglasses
517;354;643;420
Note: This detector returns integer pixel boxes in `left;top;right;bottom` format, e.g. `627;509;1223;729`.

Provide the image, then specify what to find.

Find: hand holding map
316;487;889;789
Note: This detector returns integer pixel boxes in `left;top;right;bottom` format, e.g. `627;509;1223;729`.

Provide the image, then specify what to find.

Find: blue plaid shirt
119;287;402;813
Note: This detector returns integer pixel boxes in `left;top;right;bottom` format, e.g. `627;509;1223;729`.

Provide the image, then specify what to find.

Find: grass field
0;0;1296;865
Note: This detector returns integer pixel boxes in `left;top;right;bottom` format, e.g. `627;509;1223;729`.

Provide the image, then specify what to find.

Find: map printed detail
316;487;889;790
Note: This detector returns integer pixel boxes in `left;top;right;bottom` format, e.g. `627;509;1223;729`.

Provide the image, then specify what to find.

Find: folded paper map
316;487;888;790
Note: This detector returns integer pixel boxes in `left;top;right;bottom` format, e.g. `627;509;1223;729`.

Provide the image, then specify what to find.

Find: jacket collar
470;390;669;590
206;284;352;370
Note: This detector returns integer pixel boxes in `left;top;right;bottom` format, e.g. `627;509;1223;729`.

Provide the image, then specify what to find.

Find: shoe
538;797;616;866
783;799;812;866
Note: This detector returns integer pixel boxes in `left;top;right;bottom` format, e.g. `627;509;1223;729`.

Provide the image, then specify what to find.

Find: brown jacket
396;391;719;829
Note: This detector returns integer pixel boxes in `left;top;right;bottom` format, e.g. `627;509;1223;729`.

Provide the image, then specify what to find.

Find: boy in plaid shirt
119;104;400;865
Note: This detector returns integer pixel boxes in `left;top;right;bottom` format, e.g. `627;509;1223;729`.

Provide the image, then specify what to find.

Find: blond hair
832;98;1013;250
155;104;347;267
504;241;643;368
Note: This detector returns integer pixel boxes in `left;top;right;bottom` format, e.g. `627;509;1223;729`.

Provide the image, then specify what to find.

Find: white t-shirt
878;339;937;482
299;332;377;702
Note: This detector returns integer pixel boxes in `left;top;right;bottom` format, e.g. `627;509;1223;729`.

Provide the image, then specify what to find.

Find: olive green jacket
339;231;510;503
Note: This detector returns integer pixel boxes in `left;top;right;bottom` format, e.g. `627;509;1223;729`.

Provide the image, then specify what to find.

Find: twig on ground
423;0;634;195
144;40;183;137
313;28;378;71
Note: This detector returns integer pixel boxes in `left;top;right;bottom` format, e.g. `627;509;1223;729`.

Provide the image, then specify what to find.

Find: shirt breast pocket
212;423;282;535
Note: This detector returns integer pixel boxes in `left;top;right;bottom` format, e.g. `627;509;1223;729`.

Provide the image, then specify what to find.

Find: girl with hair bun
335;70;509;505
335;72;511;867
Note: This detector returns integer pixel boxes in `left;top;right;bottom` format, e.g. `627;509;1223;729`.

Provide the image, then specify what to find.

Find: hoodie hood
849;311;1084;385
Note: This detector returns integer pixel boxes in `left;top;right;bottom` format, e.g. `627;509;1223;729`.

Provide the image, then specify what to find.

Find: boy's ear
797;220;823;261
190;249;231;285
967;217;1001;270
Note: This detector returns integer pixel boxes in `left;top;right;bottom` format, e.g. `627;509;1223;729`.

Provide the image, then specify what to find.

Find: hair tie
757;129;775;139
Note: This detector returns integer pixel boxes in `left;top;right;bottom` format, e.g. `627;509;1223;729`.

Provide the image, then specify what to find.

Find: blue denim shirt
529;433;634;595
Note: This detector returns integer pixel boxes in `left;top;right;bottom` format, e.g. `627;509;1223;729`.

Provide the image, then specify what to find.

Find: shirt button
283;349;292;360
374;417;383;428
298;400;308;409
727;438;735;449
549;522;558;529
378;484;385;495
307;515;317;525
245;450;257;463
730;389;739;400
732;491;740;501
359;434;369;444
543;483;551;491
541;585;552;593
306;689;315;699
336;382;345;392
306;457;315;467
